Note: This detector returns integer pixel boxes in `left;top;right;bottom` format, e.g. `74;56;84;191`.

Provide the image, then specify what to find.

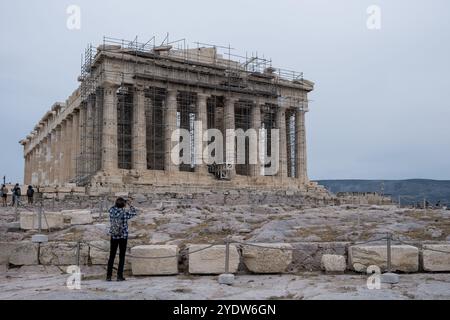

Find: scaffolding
73;35;308;185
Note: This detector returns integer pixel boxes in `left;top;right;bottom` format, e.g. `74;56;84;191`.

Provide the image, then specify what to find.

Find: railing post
14;199;19;221
37;243;41;265
76;241;81;267
225;238;230;274
38;202;43;233
218;237;235;285
386;232;392;273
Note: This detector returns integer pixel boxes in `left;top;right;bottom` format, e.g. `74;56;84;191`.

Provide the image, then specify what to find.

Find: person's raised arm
124;201;137;219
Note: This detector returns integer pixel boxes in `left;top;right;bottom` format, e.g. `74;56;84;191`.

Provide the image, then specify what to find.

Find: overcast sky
1;0;449;183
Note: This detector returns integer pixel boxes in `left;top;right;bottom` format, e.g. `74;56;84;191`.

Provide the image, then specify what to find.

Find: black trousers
107;237;127;278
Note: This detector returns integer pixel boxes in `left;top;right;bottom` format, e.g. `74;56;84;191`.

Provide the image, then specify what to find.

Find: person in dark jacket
106;197;137;281
11;184;21;206
26;186;35;205
0;185;8;207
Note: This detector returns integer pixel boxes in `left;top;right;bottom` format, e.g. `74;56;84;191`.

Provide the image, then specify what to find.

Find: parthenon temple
20;37;325;195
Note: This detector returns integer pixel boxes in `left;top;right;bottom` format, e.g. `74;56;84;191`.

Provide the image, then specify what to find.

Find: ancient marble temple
20;37;322;194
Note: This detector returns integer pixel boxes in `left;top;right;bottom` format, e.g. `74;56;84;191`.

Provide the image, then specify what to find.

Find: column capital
224;95;238;104
166;88;178;102
134;84;146;93
102;81;119;88
103;82;119;96
277;107;287;116
255;97;268;106
197;92;209;99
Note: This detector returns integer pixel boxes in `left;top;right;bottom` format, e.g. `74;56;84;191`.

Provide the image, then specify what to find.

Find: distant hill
316;179;450;206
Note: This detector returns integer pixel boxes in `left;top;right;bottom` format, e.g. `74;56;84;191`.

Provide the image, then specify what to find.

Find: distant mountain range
316;179;450;206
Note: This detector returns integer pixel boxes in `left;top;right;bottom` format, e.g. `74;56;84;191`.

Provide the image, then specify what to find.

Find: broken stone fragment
321;254;347;272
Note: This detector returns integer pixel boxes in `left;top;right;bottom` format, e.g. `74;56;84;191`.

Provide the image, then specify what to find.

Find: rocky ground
1;201;449;245
1;200;449;299
0;266;449;300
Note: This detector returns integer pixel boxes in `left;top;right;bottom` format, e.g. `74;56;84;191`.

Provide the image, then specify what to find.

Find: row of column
24;84;308;186
24;111;80;186
100;84;307;181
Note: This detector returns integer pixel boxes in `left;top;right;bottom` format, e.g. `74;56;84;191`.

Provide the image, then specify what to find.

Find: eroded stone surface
39;242;89;266
131;245;179;275
9;241;38;266
20;212;64;230
423;244;450;271
61;210;93;225
349;245;419;272
188;244;239;274
321;254;347;272
242;243;293;273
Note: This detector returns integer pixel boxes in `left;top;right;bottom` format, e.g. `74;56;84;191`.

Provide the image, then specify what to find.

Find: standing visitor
0;185;8;207
106;197;137;282
26;185;35;205
11;184;21;206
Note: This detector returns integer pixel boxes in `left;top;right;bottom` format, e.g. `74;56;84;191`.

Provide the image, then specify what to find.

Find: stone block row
130;243;294;275
20;210;93;230
2;242;449;274
324;244;450;273
349;245;419;272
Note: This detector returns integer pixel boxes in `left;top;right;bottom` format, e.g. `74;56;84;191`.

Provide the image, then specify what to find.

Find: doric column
36;144;42;185
65;116;73;183
101;83;119;172
132;86;147;171
60;121;66;184
164;89;178;172
250;101;262;177
58;120;67;185
296;106;308;184
78;105;86;177
54;125;62;185
94;91;103;172
71;111;79;180
23;153;29;185
276;106;288;178
43;135;50;186
224;96;237;176
28;151;33;185
195;93;208;174
49;130;56;185
26;152;32;185
42;137;49;186
85;95;95;175
30;148;38;185
24;152;29;185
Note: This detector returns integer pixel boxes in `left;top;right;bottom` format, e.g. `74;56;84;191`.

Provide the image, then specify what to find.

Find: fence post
386;232;392;273
380;232;399;284
37;243;41;265
218;237;235;285
225;238;230;274
76;241;81;267
38;202;43;233
14;199;19;220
